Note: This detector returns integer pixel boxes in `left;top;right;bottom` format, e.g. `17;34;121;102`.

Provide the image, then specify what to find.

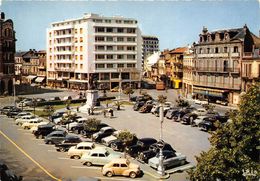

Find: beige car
102;158;142;178
68;142;96;159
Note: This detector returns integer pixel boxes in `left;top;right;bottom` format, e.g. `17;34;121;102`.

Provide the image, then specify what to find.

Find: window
127;46;135;51
106;27;113;32
80;37;83;43
117;28;124;33
95;37;105;42
234;46;239;53
74;29;78;34
127;55;135;59
127;28;135;33
118;63;124;68
215;47;219;53
80;64;83;69
107;46;113;51
96;54;105;59
106;55;113;59
96;46;104;50
74;38;78;43
80;46;83;52
224;47;228;53
80;28;83;34
95;27;105;32
107;64;113;68
80;55;83;60
117;37;124;42
116;20;122;23
96;64;105;68
207;48;210;54
106;37;113;42
91;153;98;157
75;55;78;60
121;164;127;167
223;60;228;71
199;48;203;54
117;55;124;59
117;46;124;51
127;63;135;68
127;37;135;42
113;164;120;167
111;73;119;79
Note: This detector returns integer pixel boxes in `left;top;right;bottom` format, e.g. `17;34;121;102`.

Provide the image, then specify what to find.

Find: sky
1;0;260;51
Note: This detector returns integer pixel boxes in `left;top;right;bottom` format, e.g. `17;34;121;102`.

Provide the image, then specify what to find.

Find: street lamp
157;103;165;176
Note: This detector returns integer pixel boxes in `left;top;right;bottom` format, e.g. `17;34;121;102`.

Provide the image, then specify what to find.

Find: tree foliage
83;118;101;131
43;105;54;119
189;83;260;180
123;87;135;101
176;98;190;108
158;95;167;104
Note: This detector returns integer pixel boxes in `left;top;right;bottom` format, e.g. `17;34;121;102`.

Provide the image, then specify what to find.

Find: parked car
148;150;186;170
55;136;82;152
92;127;116;143
81;147;122;166
101;135;118;147
102;158;142;178
68;142;97;159
66;117;87;132
15;115;39;126
49;97;61;101
33;123;56;139
6;108;22;118
153;106;171;117
139;104;154;113
81;123;109;138
21;119;46;129
165;108;180;119
194;99;208;105
180;113;198;125
198;115;229;132
15;112;33;119
216;100;228;106
50;111;65;121
0;106;16;115
172;109;192;122
111;135;139;152
44;130;68;144
190;115;209;127
125;138;157;158
137;142;175;163
133;101;145;111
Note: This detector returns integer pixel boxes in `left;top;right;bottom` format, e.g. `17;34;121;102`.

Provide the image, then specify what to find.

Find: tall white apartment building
46;13;142;90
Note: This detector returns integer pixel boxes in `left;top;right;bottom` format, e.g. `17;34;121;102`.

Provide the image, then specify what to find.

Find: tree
83;118;101;131
158;95;167;104
176;97;190;109
60;111;77;125
123;87;135;101
117;130;136;155
189;83;260;180
114;100;123;110
43;105;54;120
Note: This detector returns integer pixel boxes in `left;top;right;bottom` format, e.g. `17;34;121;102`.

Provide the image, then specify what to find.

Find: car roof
100;126;114;131
76;142;94;147
90;147;107;154
50;130;65;134
139;138;157;142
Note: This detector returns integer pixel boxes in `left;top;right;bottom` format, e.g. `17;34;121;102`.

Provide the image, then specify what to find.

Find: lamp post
13;77;16;107
206;90;209;105
157;103;165;176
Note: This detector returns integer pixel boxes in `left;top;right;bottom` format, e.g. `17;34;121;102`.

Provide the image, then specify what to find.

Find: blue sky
1;0;260;51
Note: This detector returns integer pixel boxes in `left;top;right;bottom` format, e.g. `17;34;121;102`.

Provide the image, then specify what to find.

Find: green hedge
36;99;86;107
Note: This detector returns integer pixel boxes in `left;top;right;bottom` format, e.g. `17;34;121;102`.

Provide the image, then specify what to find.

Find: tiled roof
15;51;27;57
170;47;188;54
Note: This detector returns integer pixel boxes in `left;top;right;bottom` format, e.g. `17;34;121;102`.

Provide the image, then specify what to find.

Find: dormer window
224;33;229;41
207;35;211;42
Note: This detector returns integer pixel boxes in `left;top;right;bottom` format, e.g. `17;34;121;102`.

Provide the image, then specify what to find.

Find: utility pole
13;77;16;107
157;103;165;176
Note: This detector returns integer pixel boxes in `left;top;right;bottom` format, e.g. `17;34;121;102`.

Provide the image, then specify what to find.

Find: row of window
196;46;239;54
95;54;136;60
95;45;136;51
95;27;136;34
95;36;136;42
94;19;137;24
49;63;136;70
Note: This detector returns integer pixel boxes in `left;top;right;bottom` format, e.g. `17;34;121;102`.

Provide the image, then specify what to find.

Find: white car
191;115;208;127
68;142;97;159
15;112;33;119
194;99;208;105
22;119;48;130
101;130;122;147
191;108;207;116
148;150;186;170
15;115;38;125
66;118;87;131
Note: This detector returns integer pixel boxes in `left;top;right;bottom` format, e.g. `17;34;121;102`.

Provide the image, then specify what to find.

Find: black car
133;101;145;111
137;142;176;163
50;111;65;122
139;104;154;113
172;109;191;122
110;136;138;152
0;106;16;115
44;130;68;144
198;115;229;131
81;123;109;138
6;108;22;118
180;113;198;125
55;136;82;152
165;108;180;119
91;127;116;143
125;138;157;158
34;124;56;139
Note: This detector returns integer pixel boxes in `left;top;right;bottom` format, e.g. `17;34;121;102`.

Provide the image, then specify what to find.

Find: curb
143;170;170;180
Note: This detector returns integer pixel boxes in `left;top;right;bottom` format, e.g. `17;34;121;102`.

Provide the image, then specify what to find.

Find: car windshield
105;151;109;157
91;144;95;149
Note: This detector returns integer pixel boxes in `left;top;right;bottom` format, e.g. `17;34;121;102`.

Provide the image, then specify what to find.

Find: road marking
95;177;144;181
0;130;62;181
71;165;101;170
57;157;70;160
47;150;56;152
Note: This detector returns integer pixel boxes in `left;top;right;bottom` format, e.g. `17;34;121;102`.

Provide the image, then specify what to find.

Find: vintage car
55;136;82;152
139;104;154;113
68;142;96;159
15;115;38;125
44;130;68;144
81;147;121;166
148;150;186;170
92;127;116;143
102;158;142;178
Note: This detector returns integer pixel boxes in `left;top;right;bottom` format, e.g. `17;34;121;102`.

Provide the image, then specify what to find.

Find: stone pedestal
79;90;98;114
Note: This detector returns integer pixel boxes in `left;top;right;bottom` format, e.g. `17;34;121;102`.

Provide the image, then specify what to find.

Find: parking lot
0;89;233;180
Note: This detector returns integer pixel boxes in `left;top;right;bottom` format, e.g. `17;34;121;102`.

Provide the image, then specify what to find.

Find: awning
193;87;228;98
35;77;45;83
26;75;37;80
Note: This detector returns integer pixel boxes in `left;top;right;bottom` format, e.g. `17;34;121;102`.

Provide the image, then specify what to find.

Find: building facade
0;12;16;95
46;13;142;90
15;49;47;85
142;36;159;66
182;47;194;98
192;25;259;105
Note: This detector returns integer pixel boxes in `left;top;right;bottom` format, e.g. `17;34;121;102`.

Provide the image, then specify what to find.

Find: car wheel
189;117;194;124
73;155;80;159
47;140;52;144
60;147;66;152
106;171;113;177
84;161;92;167
180;160;186;165
39;135;44;139
129;171;137;178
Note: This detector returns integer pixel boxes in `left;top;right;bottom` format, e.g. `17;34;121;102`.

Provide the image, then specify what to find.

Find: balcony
193;81;241;90
242;73;260;79
193;67;240;73
54;67;75;72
